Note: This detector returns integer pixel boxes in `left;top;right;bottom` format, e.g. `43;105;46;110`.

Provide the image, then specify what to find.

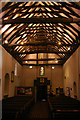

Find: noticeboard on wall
66;87;70;96
16;87;33;95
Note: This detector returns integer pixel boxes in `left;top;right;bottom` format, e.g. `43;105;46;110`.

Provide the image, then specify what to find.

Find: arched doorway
4;73;10;98
73;82;77;99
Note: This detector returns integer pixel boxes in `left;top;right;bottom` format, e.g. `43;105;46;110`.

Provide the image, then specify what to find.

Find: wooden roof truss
1;1;80;66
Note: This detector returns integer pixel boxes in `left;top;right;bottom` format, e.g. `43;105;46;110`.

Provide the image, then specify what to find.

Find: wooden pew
2;95;33;120
48;95;80;120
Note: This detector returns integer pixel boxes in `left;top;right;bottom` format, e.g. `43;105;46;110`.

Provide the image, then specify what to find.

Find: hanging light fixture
55;58;58;63
21;41;24;45
58;42;61;45
4;40;8;44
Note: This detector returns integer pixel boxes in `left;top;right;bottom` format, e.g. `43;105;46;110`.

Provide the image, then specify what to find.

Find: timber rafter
1;1;80;66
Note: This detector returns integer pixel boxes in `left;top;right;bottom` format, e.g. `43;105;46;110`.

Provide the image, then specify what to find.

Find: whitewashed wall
1;45;80;99
0;45;2;100
63;47;80;100
1;46;22;98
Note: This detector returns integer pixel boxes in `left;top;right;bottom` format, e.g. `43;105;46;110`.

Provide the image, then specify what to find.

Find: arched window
40;66;45;76
73;81;77;99
4;73;10;97
11;71;14;82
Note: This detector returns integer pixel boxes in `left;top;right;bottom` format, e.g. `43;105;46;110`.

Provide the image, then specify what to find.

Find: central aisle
28;101;50;120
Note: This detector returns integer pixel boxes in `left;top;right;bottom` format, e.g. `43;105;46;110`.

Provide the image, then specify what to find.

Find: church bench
2;111;19;120
48;95;80;120
52;109;80;120
2;95;33;120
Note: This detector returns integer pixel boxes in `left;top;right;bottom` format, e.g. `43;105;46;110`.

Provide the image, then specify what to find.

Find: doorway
37;85;47;101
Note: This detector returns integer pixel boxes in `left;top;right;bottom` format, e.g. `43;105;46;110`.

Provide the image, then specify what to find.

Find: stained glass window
40;66;45;76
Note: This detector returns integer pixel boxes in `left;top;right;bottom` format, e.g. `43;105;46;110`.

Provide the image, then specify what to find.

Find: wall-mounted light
25;61;28;63
29;66;32;69
55;60;58;63
54;58;58;63
52;66;55;69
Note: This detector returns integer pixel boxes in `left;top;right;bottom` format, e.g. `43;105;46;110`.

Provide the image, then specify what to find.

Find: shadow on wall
4;73;10;98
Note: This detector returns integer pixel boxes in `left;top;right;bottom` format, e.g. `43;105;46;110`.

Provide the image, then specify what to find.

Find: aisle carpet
28;100;50;120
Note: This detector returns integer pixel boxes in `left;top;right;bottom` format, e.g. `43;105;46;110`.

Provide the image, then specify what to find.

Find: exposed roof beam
2;2;21;11
19;9;71;14
2;44;22;65
2;18;80;24
22;63;63;66
62;44;79;64
23;58;62;61
9;42;77;47
2;4;63;12
18;51;71;55
23;58;62;62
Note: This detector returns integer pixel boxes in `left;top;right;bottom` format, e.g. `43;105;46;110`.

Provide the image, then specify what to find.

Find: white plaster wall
63;47;79;99
21;66;37;87
0;45;2;100
52;66;63;94
78;46;80;100
2;46;22;98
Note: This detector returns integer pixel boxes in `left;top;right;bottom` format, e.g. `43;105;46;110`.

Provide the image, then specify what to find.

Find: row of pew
48;94;80;120
2;95;33;120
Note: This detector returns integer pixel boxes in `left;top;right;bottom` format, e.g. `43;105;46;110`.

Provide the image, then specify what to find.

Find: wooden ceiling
1;1;80;66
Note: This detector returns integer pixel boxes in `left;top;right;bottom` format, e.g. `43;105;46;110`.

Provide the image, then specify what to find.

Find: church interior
0;1;80;120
